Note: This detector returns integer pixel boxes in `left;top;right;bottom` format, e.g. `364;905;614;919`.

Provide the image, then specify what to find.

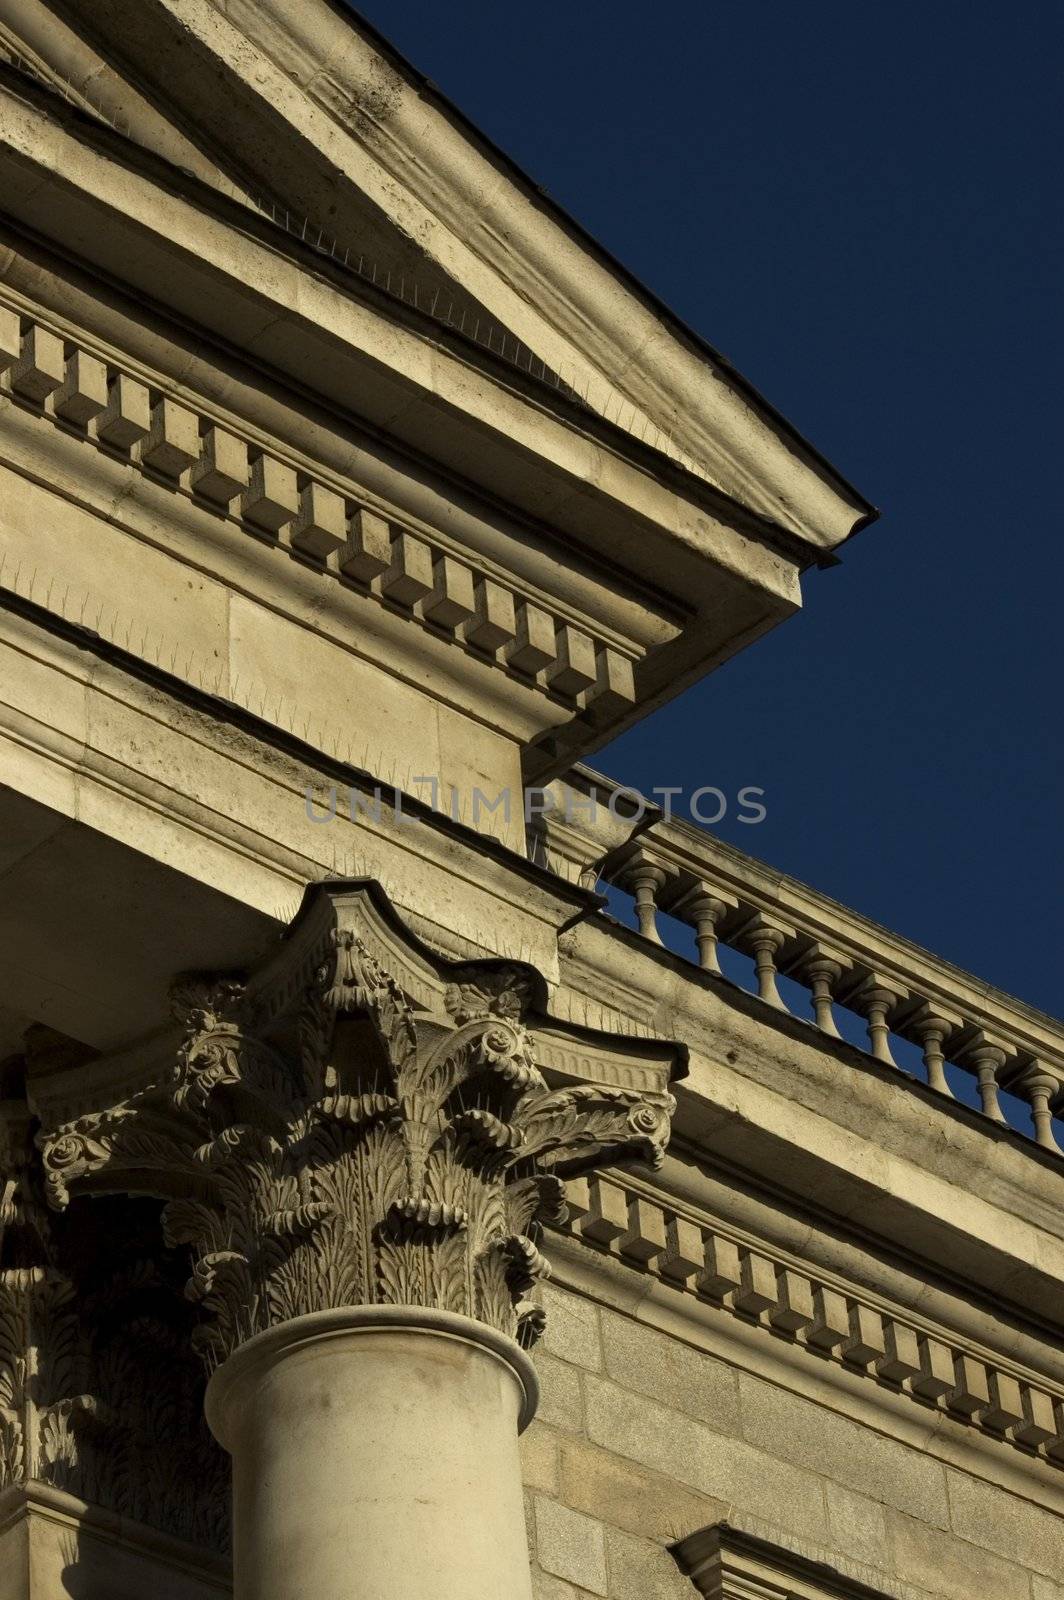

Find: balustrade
536;771;1064;1157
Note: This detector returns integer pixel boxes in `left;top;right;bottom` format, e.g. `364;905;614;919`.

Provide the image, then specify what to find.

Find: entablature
0;0;875;554
544;1165;1064;1488
0;67;818;775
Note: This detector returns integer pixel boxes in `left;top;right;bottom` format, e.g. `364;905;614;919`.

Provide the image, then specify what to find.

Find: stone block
947;1467;1064;1580
520;1421;561;1494
583;1375;827;1543
824;1481;890;1574
876;1320;922;1384
534;1498;608;1596
603;1526;704;1600
381;530;434;605
734;1250;777;1315
465;577;517;650
535;1350;585;1435
948;1353;991;1417
340;507;392;581
769;1267;815;1332
532;1574;582;1600
599;1312;740;1434
191;425;248;503
290;481;347;559
423;554;476;627
540;1284;602;1372
142;398;200;477
507;601;556;673
547;623;596;695
912;1334;955;1399
982;1370;1025;1432
659;1215;704;1285
558;1435;723;1542
53;349;109;425
738;1373;950;1527
96;373;150;446
1015;1384;1057;1447
807;1285;850;1350
843;1303;886;1367
10;325;65;403
1033;1577;1064;1600
588;647;635;713
887;1507;1032;1600
618;1195;667;1265
697;1234;740;1298
580;1176;628;1244
0;305;19;370
242;453;298;532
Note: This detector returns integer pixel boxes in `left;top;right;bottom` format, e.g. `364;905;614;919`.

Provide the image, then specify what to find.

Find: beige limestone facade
0;4;1060;1598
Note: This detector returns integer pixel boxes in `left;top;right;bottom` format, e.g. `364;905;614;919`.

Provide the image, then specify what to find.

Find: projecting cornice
42;0;873;551
29;880;679;1364
0;0;878;778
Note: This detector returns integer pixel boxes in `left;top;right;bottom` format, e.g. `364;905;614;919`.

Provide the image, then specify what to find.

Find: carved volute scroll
36;882;676;1369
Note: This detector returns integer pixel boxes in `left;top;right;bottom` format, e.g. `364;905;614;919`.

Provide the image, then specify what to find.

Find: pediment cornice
0;0;873;553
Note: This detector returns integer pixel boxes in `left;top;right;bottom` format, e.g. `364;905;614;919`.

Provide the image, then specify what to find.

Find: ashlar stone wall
523;1283;1064;1600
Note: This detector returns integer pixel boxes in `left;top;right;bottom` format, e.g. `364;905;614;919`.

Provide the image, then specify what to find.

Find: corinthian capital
35;882;677;1368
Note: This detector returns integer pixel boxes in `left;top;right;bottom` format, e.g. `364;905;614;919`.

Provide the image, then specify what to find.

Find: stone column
207;1306;536;1600
33;881;676;1600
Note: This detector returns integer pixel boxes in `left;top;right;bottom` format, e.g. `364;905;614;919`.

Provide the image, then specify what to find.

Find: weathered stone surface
532;1573;583;1600
520;1422;562;1495
534;1498;608;1596
583;1375;828;1543
540;1285;603;1372
824;1482;891;1575
558;1436;723;1542
600;1310;740;1433
602;1526;694;1600
1032;1576;1064;1600
738;1373;950;1527
886;1508;1033;1600
536;1352;586;1435
946;1469;1064;1580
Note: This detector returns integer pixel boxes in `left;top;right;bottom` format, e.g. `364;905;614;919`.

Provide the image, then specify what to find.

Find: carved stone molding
672;1517;916;1599
554;1170;1064;1468
33;881;677;1368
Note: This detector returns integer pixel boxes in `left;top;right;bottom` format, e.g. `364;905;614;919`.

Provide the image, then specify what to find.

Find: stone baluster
850;979;905;1067
619;853;667;945
668;883;739;976
31;881;676;1600
906;1006;959;1096
1009;1063;1061;1151
964;1041;1008;1124
806;959;842;1036
689;893;730;974
737;913;792;1011
790;945;847;1038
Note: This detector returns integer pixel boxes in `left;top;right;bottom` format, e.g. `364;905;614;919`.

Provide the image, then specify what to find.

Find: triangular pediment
1;0;871;551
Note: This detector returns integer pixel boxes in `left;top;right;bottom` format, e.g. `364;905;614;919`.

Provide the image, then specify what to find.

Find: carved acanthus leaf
35;893;676;1363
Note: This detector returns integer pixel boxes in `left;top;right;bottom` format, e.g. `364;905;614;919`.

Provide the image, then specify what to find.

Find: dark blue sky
352;2;1063;1015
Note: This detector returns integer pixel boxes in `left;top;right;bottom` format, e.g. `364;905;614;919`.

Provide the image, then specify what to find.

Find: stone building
0;3;1061;1598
